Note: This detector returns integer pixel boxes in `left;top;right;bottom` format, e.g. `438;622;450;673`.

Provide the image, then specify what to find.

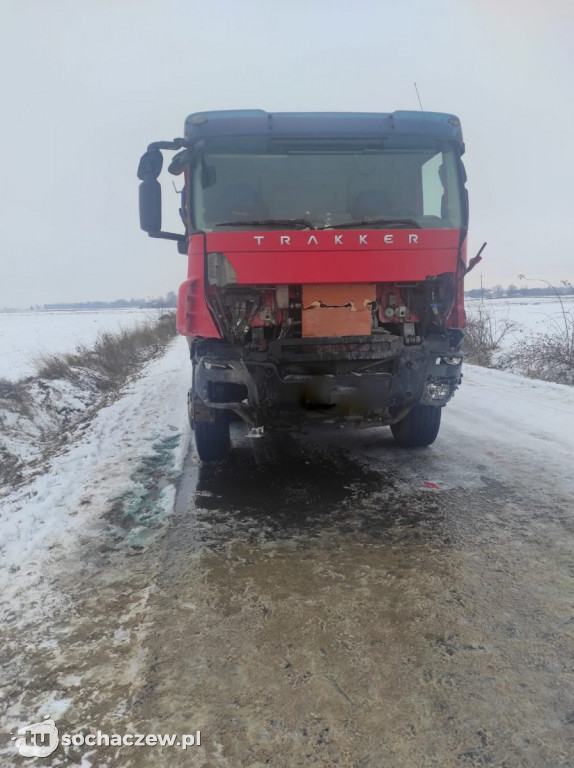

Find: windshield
190;137;465;231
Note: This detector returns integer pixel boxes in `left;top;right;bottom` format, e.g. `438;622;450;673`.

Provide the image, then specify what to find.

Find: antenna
414;82;424;112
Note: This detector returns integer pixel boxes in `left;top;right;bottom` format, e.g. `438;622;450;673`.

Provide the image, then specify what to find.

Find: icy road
2;339;574;767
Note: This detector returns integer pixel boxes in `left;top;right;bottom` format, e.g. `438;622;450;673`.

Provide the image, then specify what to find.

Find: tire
194;408;231;461
189;361;231;460
390;405;442;448
187;388;194;428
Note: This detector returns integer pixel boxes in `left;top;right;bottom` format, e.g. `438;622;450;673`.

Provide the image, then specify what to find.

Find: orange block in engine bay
302;284;376;338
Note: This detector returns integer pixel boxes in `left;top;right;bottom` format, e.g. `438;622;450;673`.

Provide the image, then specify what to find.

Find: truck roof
184;110;464;148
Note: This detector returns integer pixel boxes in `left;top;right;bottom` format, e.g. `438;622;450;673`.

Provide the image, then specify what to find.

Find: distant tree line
466;284;574;299
27;292;178;311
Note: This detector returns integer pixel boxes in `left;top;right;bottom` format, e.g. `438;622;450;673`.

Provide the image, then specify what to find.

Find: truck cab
138;110;469;460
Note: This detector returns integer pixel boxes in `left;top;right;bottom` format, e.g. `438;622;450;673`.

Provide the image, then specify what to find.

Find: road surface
2;364;574;767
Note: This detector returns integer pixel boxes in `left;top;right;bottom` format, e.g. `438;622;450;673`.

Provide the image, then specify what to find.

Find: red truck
138;110;472;460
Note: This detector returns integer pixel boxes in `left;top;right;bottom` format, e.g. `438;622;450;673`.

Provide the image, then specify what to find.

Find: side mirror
137;148;163;181
137;141;189;244
139;179;162;233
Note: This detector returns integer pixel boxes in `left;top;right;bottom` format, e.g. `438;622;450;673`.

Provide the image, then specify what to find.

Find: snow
0;372;103;481
0;309;161;380
0;337;191;625
446;363;574;496
466;295;574;353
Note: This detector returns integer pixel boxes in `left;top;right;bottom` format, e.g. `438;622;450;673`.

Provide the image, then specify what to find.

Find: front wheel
194;409;231;461
189;388;231;461
390;405;442;448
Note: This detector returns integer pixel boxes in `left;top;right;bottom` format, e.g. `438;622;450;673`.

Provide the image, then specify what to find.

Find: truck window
421;153;443;218
190;139;465;231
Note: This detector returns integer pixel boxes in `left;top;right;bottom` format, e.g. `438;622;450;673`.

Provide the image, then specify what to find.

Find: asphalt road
135;423;574;767
4;418;574;767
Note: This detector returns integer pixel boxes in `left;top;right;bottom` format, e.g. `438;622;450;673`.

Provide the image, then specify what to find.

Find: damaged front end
192;271;463;428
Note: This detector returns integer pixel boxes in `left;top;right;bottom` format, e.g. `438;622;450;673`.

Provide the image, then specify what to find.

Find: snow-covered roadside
0;314;178;489
443;363;574;498
1;370;107;488
0;339;192;765
0;337;191;623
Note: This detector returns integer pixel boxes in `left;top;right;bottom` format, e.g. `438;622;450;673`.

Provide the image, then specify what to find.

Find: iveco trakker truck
138;110;475;460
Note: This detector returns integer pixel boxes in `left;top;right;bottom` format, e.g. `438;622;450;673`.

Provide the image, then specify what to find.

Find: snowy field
466;295;574;353
0;308;163;380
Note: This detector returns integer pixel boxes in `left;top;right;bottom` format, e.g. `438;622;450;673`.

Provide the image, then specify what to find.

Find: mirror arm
147;138;188;153
148;231;187;242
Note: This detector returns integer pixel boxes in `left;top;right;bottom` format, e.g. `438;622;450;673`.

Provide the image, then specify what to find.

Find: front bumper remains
193;335;462;427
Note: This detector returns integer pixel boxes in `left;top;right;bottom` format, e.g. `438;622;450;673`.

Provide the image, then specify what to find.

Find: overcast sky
1;0;572;307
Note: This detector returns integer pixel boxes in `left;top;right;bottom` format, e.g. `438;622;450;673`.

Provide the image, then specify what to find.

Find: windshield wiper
216;218;316;230
323;218;421;229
